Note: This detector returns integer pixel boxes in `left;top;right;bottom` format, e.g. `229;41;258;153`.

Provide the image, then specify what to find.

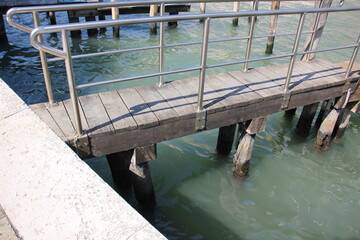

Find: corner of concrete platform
0;78;166;240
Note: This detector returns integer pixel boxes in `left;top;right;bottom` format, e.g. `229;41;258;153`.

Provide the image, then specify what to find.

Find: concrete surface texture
0;77;166;240
0;208;19;240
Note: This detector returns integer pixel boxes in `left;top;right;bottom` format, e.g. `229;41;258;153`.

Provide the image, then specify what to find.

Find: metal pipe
159;3;166;86
305;0;324;62
61;30;83;136
284;12;306;93
244;0;259;72
345;34;360;78
197;18;210;112
32;11;55;105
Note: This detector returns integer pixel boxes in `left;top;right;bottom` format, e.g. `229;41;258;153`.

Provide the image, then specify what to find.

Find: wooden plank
118;87;159;129
169;77;199;110
63;98;90;134
30;103;68;142
185;77;229;112
45;101;77;140
206;72;263;107
79;94;115;137
136;84;179;124
228;68;283;99
155;82;196;119
98;90;138;133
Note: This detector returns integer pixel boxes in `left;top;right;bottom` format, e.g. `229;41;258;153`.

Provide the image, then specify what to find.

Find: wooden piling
129;145;157;207
334;102;357;139
68;11;81;38
111;0;120;38
314;108;339;151
98;15;107;33
216;124;237;155
168;12;178;27
232;2;240;26
199;2;206;22
85;15;99;38
149;4;158;34
0;14;8;43
106;149;133;189
265;0;280;54
315;99;331;127
48;11;56;25
284;108;296;117
233;117;266;177
295;103;318;137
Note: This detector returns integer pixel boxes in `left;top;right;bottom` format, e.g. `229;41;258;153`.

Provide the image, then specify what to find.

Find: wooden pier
30;59;359;158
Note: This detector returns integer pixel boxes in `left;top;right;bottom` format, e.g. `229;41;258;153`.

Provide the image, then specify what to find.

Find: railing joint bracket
195;109;207;131
281;91;292;110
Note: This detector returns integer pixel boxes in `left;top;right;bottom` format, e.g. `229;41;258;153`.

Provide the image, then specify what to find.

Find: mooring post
216;124;237;155
85;15;99;38
149;4;158;34
106;149;134;189
334;102;357;139
129;145;157;207
111;0;120;38
168;12;179;27
314;108;340;151
295;102;319;137
301;0;333;61
0;14;8;43
265;0;280;54
67;11;81;38
232;2;240;26
233;117;266;177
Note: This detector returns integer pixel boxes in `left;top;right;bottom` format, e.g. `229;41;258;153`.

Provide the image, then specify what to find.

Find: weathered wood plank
156;82;196;119
79;94;115;137
118;87;159;129
136;84;179;124
63;98;90;134
30;103;68;142
229;68;283;99
169;77;199;109
98;90;138;133
45;101;77;140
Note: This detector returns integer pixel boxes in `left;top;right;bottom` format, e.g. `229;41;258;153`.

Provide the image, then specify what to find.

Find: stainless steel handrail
8;3;360;136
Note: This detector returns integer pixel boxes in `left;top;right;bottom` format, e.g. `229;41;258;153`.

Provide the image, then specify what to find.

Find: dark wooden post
314;108;339;151
85;15;99;38
232;2;240;26
106;149;133;189
168;12;178;28
48;11;56;25
98;15;107;34
284;108;297;117
216;124;237;155
233;117;266;177
0;14;8;43
265;0;280;54
68;11;81;38
149;5;158;34
334;102;358;139
295;103;319;137
111;0;120;38
129;145;157;207
315;99;331;127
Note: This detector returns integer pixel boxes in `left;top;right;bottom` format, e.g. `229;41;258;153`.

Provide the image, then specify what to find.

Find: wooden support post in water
232;2;240;26
315;99;331;127
0;14;8;43
265;0;280;54
85;15;99;38
233;117;266;177
168;12;179;28
98;15;107;33
48;11;56;25
284;108;297;117
199;2;206;22
296;103;319;137
111;0;120;38
129;145;157;207
314;108;339;151
68;11;81;38
334;102;357;139
301;0;333;61
106;149;133;189
216;124;237;155
149;4;158;34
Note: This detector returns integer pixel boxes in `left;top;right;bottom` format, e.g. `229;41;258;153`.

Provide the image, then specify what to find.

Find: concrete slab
0;208;19;240
0;78;166;240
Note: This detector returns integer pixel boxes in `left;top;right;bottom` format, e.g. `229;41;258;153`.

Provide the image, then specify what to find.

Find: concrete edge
0;78;166;240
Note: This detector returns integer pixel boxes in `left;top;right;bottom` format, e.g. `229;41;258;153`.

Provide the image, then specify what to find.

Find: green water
1;1;360;239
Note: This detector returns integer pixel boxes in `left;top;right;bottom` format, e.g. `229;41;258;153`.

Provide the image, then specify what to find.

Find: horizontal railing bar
29;6;360;34
48;45;160;62
297;44;357;55
207;53;292;68
76;66;201;89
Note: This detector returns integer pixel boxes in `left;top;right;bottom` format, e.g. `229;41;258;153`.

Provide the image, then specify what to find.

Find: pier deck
30;59;359;158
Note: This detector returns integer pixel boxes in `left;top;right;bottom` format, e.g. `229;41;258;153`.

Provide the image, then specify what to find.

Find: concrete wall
0;77;166;239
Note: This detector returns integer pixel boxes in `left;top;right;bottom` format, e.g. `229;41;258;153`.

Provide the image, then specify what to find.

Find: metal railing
7;1;360;136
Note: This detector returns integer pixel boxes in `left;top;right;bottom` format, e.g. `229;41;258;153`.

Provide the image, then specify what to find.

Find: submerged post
67;11;81;38
149;4;158;34
232;1;240;26
265;0;280;54
85;14;99;38
217;124;237;155
296;103;319;137
233;117;266;177
106;150;133;189
111;0;120;38
0;14;8;43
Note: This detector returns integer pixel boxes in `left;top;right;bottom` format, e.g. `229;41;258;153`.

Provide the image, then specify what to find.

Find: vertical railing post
345;34;360;78
284;13;306;93
305;0;324;61
61;29;83;136
158;3;165;86
196;17;210;112
33;11;55;105
243;0;259;72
